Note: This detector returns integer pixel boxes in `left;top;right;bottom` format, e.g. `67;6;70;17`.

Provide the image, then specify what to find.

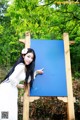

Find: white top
6;63;36;87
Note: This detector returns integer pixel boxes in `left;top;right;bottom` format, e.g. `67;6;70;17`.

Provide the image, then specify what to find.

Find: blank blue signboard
30;40;67;96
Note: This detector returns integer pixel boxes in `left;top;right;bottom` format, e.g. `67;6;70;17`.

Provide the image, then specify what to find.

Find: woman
0;48;44;120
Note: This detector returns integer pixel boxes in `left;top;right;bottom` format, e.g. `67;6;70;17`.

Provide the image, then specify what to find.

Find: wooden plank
63;33;75;120
23;84;30;120
57;97;76;103
54;1;79;4
23;32;30;120
21;96;40;103
69;41;75;45
19;31;30;120
25;32;31;48
19;31;31;48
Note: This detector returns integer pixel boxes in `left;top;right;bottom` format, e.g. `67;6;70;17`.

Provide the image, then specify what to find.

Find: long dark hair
3;48;36;89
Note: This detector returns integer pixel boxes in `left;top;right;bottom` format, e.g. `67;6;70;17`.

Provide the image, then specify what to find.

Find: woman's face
23;52;34;65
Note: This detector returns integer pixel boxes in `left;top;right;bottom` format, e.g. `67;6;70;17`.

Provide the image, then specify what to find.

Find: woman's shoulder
15;63;25;70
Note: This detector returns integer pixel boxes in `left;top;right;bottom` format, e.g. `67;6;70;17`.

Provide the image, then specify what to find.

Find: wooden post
19;31;30;120
54;1;79;4
63;33;75;120
19;32;31;48
23;84;30;120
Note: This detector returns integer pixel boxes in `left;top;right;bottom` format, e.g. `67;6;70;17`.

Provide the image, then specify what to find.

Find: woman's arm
27;68;44;84
9;63;25;87
34;68;44;78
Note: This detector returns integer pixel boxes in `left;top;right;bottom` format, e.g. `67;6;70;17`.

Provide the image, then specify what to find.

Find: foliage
18;80;80;120
0;0;80;76
29;97;67;120
0;67;80;119
0;2;80;119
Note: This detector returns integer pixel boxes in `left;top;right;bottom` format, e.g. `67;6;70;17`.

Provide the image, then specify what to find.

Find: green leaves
0;0;80;76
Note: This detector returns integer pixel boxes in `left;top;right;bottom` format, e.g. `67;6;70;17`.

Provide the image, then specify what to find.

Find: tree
0;0;80;77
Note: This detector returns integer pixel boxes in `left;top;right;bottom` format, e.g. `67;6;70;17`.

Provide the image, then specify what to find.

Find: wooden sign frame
63;33;75;120
19;31;30;120
19;32;75;120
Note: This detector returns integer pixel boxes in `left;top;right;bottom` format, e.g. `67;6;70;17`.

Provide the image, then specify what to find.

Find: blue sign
30;40;67;96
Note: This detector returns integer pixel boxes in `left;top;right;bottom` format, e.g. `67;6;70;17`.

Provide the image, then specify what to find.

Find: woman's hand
36;68;44;75
17;84;25;89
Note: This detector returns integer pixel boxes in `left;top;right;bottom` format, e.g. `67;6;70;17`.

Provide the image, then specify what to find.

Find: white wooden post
63;33;75;120
19;31;30;120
